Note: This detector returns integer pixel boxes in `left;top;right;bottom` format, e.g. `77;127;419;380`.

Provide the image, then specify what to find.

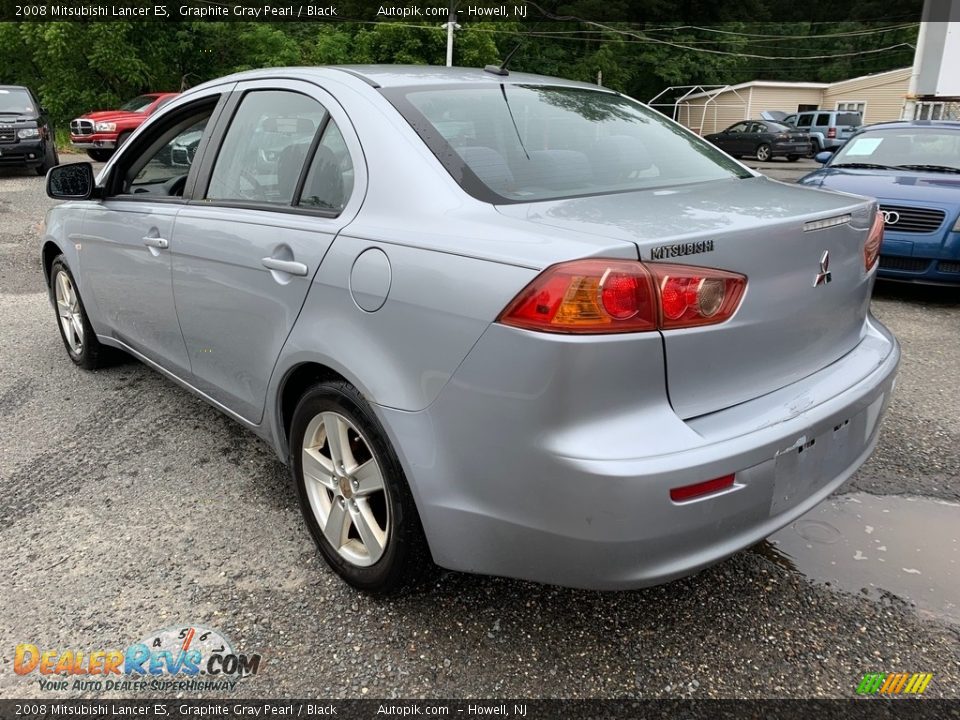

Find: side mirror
814;151;832;165
47;162;96;200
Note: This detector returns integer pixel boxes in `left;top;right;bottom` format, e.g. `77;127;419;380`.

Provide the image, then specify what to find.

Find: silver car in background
41;66;898;593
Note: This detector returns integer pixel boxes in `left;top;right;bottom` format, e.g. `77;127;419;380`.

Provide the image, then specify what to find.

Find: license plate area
769;393;884;516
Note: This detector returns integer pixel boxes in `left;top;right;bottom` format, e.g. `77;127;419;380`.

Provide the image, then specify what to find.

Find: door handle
261;257;308;276
142;236;169;249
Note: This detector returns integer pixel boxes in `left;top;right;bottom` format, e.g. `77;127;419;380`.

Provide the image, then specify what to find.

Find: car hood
0;113;39;124
800;168;960;204
76;110;145;122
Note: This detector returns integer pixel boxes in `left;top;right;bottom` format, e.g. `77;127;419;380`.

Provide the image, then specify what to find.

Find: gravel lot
1;156;958;700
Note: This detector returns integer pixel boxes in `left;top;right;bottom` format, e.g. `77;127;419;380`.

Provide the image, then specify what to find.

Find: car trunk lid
496;177;877;418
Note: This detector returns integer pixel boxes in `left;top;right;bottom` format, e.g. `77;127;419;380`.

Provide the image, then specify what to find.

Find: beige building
675;67;911;135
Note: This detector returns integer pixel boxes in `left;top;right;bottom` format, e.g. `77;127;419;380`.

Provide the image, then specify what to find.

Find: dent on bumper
378;316;900;590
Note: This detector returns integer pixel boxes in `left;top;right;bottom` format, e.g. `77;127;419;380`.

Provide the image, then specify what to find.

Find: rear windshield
383;84;750;203
0;87;35;115
119;95;158;113
837;113;862;126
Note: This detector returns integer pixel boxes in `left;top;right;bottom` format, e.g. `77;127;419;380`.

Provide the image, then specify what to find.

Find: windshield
119;95;158;113
832;127;960;170
0;88;36;115
384;84;750;203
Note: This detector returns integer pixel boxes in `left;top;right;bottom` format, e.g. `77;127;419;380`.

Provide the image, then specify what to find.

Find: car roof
0;85;31;91
187;65;612;94
859;120;960;131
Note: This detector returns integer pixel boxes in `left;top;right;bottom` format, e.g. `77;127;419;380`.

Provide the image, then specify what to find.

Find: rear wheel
755;143;771;162
86;149;113;162
50;256;111;370
786;154;799;162
291;380;429;594
806;139;821;158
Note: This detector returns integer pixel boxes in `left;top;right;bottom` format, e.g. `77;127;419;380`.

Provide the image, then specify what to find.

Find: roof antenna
484;41;524;77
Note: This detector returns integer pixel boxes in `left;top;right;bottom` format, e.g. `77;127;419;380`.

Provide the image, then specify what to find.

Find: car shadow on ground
874;280;959;308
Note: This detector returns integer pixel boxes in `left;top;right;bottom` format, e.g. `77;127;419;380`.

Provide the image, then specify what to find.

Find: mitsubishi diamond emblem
813;250;832;287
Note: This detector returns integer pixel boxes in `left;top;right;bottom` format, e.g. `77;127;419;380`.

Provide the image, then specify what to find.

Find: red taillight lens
864;210;884;271
670;474;736;502
498;260;746;334
827;127;837;139
498;259;657;333
649;266;746;330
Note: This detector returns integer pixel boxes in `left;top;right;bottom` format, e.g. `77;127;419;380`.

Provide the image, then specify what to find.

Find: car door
78;86;231;376
170;79;364;423
717;122;748;154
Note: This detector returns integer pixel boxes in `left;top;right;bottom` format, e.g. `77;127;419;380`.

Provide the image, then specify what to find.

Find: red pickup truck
69;92;178;161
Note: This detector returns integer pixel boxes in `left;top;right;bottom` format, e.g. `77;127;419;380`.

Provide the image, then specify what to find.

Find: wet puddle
753;493;960;624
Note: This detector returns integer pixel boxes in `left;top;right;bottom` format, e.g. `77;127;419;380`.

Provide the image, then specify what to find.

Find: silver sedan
41;66;898;593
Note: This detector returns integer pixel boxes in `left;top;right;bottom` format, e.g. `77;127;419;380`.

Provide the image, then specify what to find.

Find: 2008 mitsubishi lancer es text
40;65;899;593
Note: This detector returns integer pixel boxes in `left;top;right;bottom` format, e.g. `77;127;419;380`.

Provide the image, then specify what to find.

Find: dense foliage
0;2;920;127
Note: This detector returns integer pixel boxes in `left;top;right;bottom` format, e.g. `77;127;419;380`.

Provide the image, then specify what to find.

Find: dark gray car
40;66;898;593
705;120;811;161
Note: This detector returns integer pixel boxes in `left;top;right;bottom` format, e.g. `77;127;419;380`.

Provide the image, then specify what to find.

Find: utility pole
445;4;459;67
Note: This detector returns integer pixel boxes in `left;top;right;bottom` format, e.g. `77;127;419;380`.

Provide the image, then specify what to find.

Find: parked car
705;119;811;161
0;85;59;175
798;120;960;285
70;93;178;161
768;110;863;154
41;66;898;593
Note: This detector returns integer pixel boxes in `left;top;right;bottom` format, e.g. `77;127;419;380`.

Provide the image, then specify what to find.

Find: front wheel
291;380;429;594
36;144;60;176
49;256;111;370
755;143;771;162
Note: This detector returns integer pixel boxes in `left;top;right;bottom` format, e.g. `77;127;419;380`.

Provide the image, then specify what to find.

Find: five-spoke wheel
302;411;390;567
291;380;428;593
49;256;111;369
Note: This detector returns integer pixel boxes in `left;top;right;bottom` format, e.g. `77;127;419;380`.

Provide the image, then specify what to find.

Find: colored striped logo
857;673;933;695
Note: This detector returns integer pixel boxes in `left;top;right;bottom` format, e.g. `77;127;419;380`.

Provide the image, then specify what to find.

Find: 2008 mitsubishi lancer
40;65;898;593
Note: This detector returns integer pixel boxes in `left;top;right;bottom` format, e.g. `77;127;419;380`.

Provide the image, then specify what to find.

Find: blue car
798;120;960;285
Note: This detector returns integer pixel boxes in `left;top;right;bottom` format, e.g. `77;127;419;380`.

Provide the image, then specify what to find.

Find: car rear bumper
379;315;899;590
770;140;811;155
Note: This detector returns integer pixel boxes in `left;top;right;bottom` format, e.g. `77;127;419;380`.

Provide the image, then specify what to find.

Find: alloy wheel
756;144;771;162
54;270;84;355
301;411;390;567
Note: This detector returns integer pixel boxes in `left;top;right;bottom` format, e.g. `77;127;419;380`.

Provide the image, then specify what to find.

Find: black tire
49;256;112;370
806;139;821;158
291;380;429;594
36;144;60;176
755;143;771;162
786;154;799;162
87;149;113;162
116;131;132;149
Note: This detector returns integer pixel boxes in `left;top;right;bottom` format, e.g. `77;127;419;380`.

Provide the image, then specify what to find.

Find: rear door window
815;113;831;127
296;120;354;214
207;90;326;205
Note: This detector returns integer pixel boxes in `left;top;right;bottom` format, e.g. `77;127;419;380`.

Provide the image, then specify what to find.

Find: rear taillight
498;259;746;334
653;266;746;330
864;210;884;271
827;127;837;139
